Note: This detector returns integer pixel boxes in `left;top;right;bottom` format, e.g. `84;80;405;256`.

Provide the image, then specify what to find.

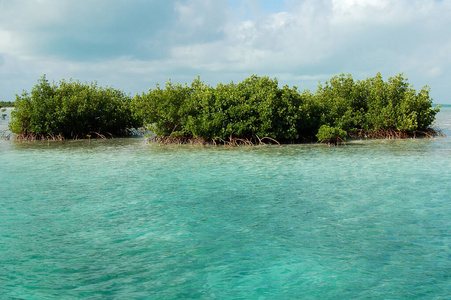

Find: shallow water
1;107;451;299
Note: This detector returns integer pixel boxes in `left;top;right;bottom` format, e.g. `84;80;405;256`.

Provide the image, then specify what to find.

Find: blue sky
1;0;450;104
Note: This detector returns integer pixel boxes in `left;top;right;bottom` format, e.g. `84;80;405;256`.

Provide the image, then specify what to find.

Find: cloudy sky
0;0;450;104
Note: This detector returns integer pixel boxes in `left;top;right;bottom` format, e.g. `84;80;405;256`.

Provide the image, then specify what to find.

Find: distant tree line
9;73;440;144
0;101;14;107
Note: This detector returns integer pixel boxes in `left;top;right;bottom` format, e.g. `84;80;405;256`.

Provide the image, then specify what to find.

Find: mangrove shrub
10;73;439;143
132;75;321;143
10;75;142;139
133;73;439;144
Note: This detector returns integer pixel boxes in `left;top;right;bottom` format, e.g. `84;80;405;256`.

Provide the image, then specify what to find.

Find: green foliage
314;72;439;136
184;75;298;141
133;75;321;143
131;73;439;144
316;125;347;144
9;75;142;139
364;73;415;132
131;79;191;137
315;73;367;133
10;73;439;143
0;101;14;107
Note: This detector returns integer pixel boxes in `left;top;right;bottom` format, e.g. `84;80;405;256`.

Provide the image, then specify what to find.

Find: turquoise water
1;107;451;299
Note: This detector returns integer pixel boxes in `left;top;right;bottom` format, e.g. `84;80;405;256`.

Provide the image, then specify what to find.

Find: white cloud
0;29;15;53
1;0;451;102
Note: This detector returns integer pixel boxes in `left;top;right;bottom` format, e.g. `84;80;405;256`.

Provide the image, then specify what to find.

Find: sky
0;0;450;104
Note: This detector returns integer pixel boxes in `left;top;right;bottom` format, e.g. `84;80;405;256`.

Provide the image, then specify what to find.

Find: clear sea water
1;106;450;299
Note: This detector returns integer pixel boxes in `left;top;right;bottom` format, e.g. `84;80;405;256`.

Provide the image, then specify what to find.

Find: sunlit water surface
1;106;451;299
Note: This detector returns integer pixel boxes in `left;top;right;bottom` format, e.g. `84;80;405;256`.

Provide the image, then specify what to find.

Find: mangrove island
9;73;440;145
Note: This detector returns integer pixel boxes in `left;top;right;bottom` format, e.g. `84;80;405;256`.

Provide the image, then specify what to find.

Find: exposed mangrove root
13;133;65;141
0;130;12;140
12;130;124;141
147;128;443;146
148;136;208;145
209;135;281;146
214;135;254;146
220;138;242;146
259;136;282;146
147;134;281;146
89;131;107;139
348;128;443;140
319;137;346;146
414;129;445;138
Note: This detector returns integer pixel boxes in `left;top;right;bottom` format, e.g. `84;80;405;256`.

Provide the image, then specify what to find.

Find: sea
1;106;450;299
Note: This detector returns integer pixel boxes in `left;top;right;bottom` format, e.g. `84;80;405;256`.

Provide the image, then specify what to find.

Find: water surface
1;106;450;299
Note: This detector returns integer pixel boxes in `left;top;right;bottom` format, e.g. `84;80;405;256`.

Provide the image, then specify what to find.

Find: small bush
316;125;347;145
